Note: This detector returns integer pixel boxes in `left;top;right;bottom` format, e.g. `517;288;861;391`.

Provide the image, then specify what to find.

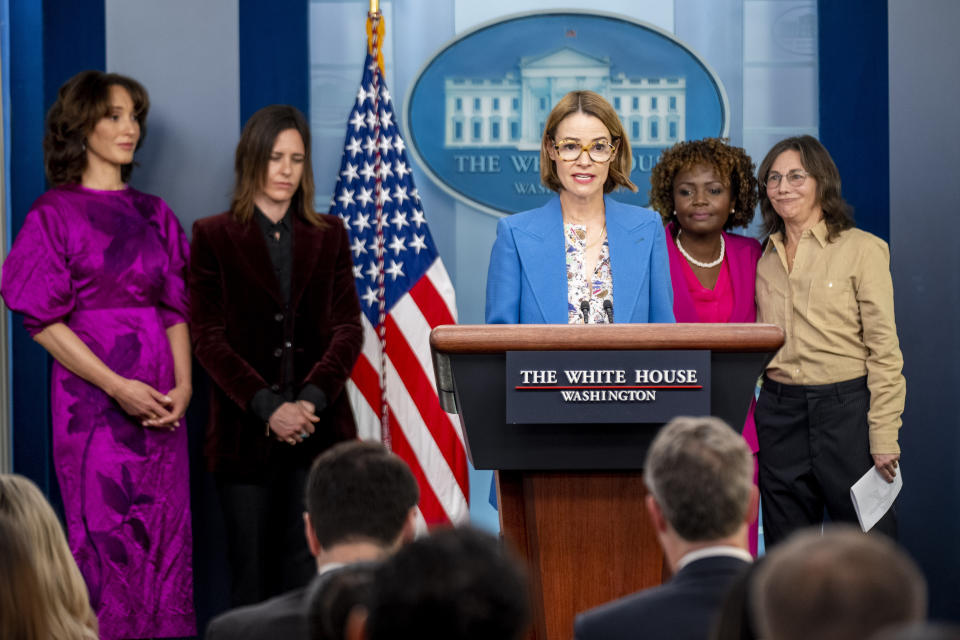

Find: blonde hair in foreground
0;474;99;640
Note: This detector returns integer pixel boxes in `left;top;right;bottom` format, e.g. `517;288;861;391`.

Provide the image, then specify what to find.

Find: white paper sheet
850;464;903;532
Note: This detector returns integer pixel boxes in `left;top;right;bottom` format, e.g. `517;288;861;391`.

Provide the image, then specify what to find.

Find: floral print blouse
565;223;613;324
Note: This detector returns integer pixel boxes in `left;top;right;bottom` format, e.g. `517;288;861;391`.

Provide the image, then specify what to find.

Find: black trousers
216;457;315;607
755;375;897;548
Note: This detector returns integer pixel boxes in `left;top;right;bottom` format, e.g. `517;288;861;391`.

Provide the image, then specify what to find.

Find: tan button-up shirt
756;220;905;453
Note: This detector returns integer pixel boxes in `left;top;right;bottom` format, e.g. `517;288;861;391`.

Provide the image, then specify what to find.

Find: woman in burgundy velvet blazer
649;138;762;555
190;106;362;605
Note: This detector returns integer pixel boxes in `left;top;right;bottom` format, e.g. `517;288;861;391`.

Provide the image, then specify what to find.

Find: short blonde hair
0;475;99;640
539;90;637;194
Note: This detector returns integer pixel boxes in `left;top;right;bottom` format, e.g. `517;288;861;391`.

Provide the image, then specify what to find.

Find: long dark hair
43;70;149;186
231;104;323;226
757;135;853;242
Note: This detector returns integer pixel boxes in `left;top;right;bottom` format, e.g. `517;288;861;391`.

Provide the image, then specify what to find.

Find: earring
673;210;678;217
730;207;735;214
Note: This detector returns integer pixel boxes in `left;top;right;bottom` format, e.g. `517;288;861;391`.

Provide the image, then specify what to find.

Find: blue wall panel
818;0;888;241
8;0;104;494
239;0;309;126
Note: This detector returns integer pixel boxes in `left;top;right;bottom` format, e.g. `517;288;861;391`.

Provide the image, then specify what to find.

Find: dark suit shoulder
206;587;308;640
575;557;749;640
193;210;235;233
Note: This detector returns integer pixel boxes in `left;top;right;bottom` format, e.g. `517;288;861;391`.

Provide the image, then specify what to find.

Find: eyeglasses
553;138;617;163
765;171;809;189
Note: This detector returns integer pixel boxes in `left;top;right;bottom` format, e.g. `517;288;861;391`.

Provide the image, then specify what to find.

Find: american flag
327;16;469;526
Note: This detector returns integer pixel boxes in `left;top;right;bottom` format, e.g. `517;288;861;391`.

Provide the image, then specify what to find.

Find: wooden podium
429;324;783;640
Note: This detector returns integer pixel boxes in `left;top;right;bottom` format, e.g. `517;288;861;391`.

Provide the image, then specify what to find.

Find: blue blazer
485;195;675;324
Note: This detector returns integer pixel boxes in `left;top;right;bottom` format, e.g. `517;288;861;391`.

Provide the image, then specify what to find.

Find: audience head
360;526;530;640
0;513;50;640
0;474;98;640
753;525;927;640
306;562;379;640
644;416;755;543
871;622;960;640
305;440;419;554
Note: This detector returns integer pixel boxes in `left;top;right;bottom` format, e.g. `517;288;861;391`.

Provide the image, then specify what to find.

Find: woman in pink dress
649;137;762;554
0;70;195;638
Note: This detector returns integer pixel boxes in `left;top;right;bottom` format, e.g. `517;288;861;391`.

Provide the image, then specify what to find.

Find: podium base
497;470;666;640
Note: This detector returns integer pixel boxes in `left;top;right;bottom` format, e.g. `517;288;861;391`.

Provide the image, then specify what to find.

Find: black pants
755;375;897;548
216;460;315;607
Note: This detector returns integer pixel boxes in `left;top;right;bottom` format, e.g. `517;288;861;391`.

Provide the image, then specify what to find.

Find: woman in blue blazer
485;91;674;325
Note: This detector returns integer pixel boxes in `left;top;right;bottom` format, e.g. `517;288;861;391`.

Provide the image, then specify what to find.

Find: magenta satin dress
1;184;196;639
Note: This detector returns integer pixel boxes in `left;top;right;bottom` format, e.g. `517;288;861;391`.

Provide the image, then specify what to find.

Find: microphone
603;299;614;324
580;300;591;324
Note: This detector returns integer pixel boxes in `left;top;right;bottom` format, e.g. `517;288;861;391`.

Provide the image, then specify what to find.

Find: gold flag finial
366;3;385;74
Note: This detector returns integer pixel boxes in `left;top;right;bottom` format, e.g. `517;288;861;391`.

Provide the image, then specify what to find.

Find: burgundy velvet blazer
189;211;363;477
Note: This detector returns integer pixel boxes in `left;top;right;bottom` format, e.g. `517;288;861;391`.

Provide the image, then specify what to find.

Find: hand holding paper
851;464;903;532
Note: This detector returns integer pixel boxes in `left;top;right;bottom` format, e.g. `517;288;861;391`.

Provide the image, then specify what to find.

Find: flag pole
365;0;390;446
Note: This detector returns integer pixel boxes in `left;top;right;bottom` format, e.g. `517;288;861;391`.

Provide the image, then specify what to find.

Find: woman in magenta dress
649;137;762;554
0;70;195;639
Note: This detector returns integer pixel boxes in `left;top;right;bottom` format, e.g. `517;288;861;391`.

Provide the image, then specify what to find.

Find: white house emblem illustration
443;47;687;150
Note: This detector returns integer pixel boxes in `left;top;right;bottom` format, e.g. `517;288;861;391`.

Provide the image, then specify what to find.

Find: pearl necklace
676;229;725;268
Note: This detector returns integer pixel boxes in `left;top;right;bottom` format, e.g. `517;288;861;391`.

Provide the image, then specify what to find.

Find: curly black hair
648;138;759;237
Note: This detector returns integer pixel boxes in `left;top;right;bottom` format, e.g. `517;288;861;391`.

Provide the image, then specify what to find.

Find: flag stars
352;263;363;279
365;110;377;130
352;211;371;233
377;189;392;206
365;261;381;281
380;87;392;104
361;286;378;308
393;135;405;154
393;185;409;206
360;162;377;182
349;111;365;131
356;186;374;208
341;162;359;183
345;137;362;158
389;209;408;230
337;188;355;208
394;161;411;179
350;235;368;257
363;136;378;156
356;85;368;105
386;260;405;281
411;208;426;227
378;162;394;180
409;233;427;254
388;235;407;256
380;111;394;129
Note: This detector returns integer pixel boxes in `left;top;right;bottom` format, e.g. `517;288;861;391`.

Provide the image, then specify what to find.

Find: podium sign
505;350;710;424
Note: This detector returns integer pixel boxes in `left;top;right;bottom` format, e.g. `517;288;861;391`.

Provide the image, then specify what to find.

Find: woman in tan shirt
754;135;904;547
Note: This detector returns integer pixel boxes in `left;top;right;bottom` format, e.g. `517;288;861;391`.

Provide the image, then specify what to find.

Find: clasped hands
111;377;191;430
268;400;320;446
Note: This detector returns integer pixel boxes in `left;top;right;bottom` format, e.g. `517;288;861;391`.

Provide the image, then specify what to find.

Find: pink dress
1;185;196;639
666;223;762;555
